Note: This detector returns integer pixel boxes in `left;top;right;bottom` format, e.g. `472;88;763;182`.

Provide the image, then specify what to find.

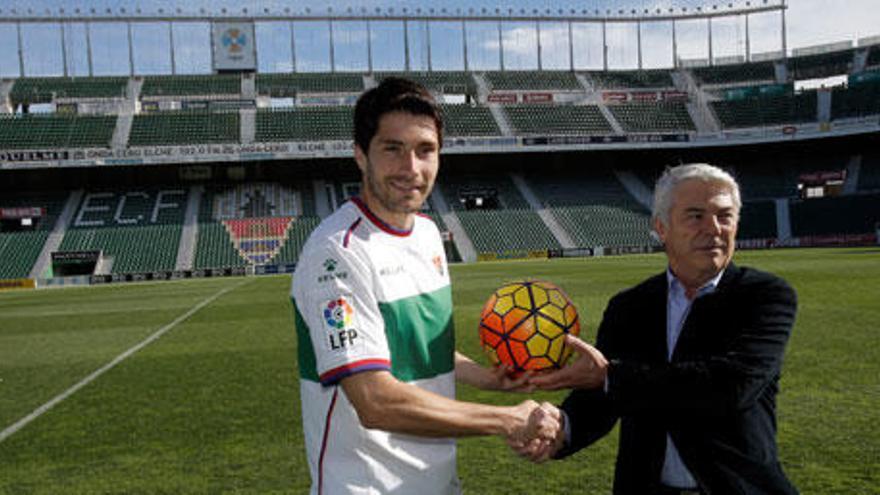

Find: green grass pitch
1;248;878;494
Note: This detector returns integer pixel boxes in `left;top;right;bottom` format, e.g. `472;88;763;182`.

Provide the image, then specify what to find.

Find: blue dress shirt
660;268;725;489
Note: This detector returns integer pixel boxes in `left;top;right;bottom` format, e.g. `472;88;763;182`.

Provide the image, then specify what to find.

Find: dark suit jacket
558;263;798;495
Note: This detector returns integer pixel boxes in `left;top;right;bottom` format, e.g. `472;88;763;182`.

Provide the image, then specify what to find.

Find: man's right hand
507;402;565;463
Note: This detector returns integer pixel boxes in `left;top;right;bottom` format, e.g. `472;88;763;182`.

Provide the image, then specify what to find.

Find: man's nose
705;215;723;235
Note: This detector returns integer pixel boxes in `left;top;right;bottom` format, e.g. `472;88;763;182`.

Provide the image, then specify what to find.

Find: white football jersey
291;197;459;495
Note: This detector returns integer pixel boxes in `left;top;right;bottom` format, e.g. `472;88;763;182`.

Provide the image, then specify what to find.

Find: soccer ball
478;280;580;375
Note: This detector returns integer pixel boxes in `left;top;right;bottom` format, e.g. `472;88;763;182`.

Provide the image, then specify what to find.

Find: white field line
0;279;250;444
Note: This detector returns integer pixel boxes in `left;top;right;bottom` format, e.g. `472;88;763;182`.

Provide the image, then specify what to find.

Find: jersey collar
350;196;413;237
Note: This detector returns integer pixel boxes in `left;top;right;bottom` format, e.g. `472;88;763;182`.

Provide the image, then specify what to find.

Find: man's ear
354;145;368;173
653;217;667;244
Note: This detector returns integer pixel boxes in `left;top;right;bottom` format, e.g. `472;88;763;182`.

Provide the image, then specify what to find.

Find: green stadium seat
456;208;560;254
10;77;128;104
255;107;353;142
788;49;856;80
0;114;116;149
483;71;582;91
141;75;241;97
789;194;880;237
256;73;364;96
711;92;817;128
440;104;500;136
504;104;613;135
129;111;240;146
608;102;695;133
375;72;476;95
692;62;776;86
589;69;673;89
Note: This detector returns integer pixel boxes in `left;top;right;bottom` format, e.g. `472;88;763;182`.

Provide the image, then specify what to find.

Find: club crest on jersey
322;297;359;351
433;255;445;276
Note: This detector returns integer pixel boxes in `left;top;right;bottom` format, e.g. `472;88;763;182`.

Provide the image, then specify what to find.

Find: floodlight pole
536;21;542;71
672;20;678;68
781;0;788;59
404;20;410;71
637;20;642;70
568;21;574;72
127;21;135;76
16;22;24;77
60;22;68;77
462;20;469;71
601;20;608;71
707;17;713;66
290;21;297;72
745;14;750;63
426;20;432;72
329;20;335;72
169;22;176;75
366;20;373;74
85;22;93;76
498;20;505;71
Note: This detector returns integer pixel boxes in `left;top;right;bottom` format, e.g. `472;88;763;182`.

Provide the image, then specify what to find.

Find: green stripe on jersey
293;286;455;383
380;285;455;382
293;303;319;382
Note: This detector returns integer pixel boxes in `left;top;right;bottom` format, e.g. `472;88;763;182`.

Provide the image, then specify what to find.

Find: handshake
506;400;565;463
494;335;610;463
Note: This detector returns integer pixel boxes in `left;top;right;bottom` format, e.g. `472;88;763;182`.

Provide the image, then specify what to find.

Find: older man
522;163;799;494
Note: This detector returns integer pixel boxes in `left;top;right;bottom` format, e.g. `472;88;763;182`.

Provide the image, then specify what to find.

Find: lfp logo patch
323;298;353;330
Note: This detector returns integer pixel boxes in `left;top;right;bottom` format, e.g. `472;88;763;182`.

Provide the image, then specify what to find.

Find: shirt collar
666;267;725;300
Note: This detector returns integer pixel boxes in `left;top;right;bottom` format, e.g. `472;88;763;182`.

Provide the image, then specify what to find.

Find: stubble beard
364;161;431;215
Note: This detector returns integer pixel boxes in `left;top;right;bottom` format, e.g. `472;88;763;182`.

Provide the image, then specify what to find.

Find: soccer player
291;77;556;495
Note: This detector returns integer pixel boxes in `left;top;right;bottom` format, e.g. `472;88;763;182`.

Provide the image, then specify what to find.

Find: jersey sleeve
292;237;391;386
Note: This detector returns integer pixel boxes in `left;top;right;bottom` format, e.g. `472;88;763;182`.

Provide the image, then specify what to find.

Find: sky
0;0;877;76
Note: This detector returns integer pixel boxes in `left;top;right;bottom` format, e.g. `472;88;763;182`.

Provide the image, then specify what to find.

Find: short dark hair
353;77;443;153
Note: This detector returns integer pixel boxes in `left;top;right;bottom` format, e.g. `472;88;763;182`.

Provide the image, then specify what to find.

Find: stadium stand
789;194;880;236
140;74;241;97
456;208;561;253
737;200;778;240
691;61;777;86
255;107;353;142
609;102;696;133
129;111;240;145
0;191;67;279
589;69;673;89
376;72;477;95
866;47;880;69
256;73;364;96
0;114;116;149
440;104;501;136
831;81;880;119
524;167;656;248
788;49;856;80
60;189;187;274
503;104;613;135
438;174;530;210
0;231;50;279
858;154;880;191
711;91;817;128
9;77;128;104
272;216;323;264
483;71;582;91
194;183;317;269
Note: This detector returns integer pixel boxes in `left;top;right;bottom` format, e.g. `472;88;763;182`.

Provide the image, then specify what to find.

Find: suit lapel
672;263;741;361
642;273;670;363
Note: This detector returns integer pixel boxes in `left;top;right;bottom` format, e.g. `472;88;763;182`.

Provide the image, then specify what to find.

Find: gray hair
652;163;741;226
